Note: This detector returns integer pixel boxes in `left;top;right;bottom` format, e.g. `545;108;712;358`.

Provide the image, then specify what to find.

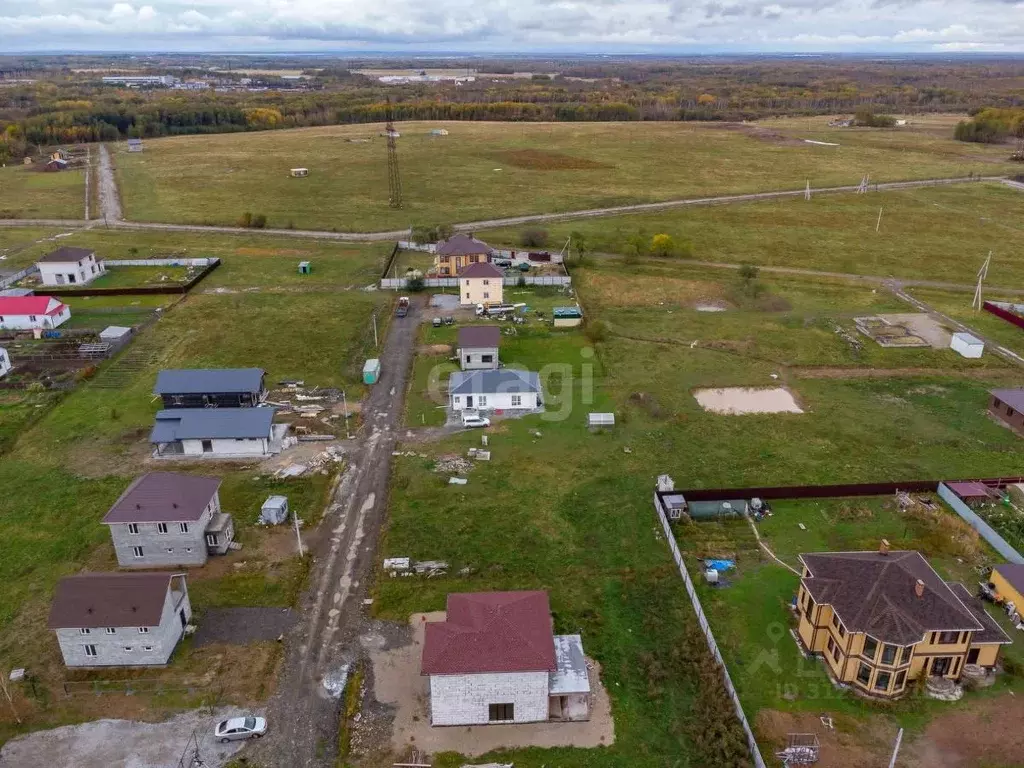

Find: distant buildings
101;75;179;87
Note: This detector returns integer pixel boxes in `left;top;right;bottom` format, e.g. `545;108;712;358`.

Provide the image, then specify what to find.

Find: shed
298;261;311;275
553;306;583;328
947;480;997;502
588;412;615;429
261;495;289;525
950;332;984;359
99;326;132;343
127;138;143;152
290;168;309;177
429;128;449;136
363;358;381;385
0;347;10;379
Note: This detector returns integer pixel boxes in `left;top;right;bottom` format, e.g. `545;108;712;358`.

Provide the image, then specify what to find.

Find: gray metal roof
992;389;1024;412
150;408;275;442
154;368;265;395
549;634;591;694
449;369;540;395
38;246;95;264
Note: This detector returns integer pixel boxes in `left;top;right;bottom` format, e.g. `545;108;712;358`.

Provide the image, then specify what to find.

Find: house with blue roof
150;407;283;458
448;369;542;413
154;368;266;409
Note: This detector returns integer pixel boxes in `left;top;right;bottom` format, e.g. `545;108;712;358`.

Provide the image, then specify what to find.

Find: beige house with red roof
421;591;591;725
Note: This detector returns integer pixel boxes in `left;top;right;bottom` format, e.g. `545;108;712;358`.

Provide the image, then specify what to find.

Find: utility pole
887;727;904;768
804;180;811;201
372;313;378;348
876;206;883;233
973;251;992;311
293;510;304;557
342;389;351;438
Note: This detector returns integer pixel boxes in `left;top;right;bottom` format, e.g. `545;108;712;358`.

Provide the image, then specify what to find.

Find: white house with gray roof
36;246;106;287
48;572;191;668
449;369;541;413
149;407;283;458
103;472;233;568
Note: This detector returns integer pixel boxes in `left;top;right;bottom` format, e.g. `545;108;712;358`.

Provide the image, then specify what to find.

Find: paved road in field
96;144;123;223
0;175;1008;242
252;298;421;768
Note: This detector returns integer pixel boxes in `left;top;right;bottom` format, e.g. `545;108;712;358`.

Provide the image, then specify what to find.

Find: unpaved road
96;144;123;222
0;175;1008;242
0;706;258;768
252;298;421;768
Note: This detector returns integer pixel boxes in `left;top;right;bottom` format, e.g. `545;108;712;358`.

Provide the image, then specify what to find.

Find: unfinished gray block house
48;572;192;668
154;368;267;409
457;326;500;371
103;472;233;567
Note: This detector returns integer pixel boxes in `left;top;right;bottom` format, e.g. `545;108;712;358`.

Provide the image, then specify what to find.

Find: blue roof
449;369;540;396
154;368;264;395
553;306;583;318
150;408;275;443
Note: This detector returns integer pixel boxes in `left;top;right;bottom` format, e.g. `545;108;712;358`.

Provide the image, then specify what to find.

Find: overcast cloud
1;0;1023;52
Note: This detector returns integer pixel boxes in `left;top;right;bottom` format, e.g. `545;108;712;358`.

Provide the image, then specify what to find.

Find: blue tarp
705;559;735;572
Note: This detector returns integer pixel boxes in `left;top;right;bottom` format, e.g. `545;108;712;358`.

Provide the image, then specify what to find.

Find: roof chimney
915;579;925;598
879;539;890;556
172;502;178;509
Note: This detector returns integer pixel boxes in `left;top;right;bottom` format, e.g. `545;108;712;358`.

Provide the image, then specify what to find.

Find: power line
385;98;403;209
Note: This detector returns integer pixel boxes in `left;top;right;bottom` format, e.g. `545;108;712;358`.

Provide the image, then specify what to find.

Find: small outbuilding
456;326;500;370
989;389;1024;435
951;332;984;359
127;138;144;152
44;158;69;172
290;168;309;177
0;347;10;379
553;306;583;328
363;358;381;385
260;495;289;525
298;261;312;275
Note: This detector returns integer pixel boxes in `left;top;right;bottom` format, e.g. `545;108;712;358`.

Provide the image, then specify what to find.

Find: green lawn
909;288;1024;359
113;118;1018;231
86;265;191;289
0;165;84;220
483;183;1024;289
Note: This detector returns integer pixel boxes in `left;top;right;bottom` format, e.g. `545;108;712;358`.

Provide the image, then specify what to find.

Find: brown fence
380;241;401;280
49;258;221;298
673;477;1024;502
983;301;1024;332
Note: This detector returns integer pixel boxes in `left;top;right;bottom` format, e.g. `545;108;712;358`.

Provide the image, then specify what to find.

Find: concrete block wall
109;500;218;568
429;671;549;725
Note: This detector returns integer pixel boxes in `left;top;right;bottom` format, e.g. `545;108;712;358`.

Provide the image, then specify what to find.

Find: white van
461;410;491;428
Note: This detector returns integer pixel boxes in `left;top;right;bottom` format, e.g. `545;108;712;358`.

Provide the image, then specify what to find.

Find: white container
950;332;984;359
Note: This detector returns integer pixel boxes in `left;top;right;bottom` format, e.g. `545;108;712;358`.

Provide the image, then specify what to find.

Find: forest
2;54;1024;160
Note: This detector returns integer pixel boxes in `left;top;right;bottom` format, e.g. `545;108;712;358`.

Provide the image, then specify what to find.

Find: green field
0;165;84;220
113;117;1018;231
482;182;1024;288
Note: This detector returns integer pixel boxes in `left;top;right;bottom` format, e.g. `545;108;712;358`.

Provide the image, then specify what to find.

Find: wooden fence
653;492;768;768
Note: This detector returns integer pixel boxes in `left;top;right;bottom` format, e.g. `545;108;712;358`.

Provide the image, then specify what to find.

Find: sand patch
694;386;804;414
695;302;729;312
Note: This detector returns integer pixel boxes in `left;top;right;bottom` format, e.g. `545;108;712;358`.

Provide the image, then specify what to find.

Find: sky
1;0;1023;54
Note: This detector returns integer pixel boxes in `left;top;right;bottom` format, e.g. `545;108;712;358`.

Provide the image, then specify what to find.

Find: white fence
653;493;768;768
380;274;570;290
937;483;1024;564
0;266;39;289
105;258;218;267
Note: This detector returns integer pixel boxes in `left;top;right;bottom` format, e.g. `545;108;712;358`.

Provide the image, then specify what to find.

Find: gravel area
193;607;297;647
0;706;262;768
694;386;805;415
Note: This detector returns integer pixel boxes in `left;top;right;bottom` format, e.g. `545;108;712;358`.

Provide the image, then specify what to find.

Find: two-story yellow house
796;547;1011;698
458;262;504;307
433;234;493;276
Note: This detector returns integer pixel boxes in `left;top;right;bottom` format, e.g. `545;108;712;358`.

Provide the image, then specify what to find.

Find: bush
649;233;677;258
853;108;897;128
237;211;253;228
585;319;609;343
411;223;455;244
520;228;549;248
251;214;267;229
406;276;425;292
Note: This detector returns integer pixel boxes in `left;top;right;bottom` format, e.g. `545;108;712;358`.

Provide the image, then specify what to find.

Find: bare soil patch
705;122;806;147
694;386;804;414
193;607;297;647
491;149;611;171
579;272;727;309
756;709;891;768
417;343;452;355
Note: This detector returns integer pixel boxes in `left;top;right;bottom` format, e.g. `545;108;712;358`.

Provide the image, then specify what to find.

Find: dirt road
96;144;123;222
253;298;420;768
0;175;1007;242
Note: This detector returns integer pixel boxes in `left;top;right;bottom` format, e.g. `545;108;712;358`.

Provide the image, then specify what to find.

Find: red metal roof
0;296;65;316
421;591;556;675
103;472;221;524
48;573;175;629
946;481;995;499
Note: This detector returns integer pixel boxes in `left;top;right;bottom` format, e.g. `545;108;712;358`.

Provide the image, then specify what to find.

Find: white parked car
215;716;267;742
461;414;491;428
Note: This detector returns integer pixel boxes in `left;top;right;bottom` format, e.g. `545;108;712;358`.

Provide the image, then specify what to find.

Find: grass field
0;165;84;220
483;182;1024;288
87;265;191;289
112;116;1019;231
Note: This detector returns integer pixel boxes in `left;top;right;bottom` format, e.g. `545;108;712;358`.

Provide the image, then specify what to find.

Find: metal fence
0;265;39;290
937;483;1024;564
104;258;218;267
984;301;1024;332
673;477;1024;503
396;240;564;264
653;492;767;768
379;274;570;290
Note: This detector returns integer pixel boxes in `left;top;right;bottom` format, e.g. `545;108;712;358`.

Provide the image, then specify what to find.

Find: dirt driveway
369;612;615;757
0;706;261;768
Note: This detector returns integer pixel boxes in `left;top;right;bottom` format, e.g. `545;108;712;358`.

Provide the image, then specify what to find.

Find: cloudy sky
2;0;1023;53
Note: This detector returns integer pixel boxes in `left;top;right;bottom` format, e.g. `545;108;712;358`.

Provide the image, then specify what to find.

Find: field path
252;297;421;768
0;175;1008;241
96;144;123;222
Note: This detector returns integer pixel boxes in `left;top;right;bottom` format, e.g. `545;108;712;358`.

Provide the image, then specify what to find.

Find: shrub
251;214;267;229
649;233;677;258
520;228;549;248
237;212;253;228
406;276;425;292
853;108;897;128
585;319;609;343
